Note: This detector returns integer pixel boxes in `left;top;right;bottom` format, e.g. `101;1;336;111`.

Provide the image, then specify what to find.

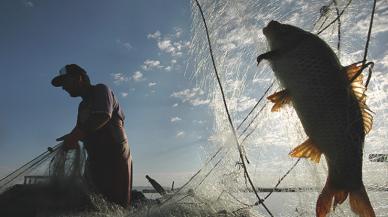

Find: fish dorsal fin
345;63;374;134
289;138;322;163
267;89;291;112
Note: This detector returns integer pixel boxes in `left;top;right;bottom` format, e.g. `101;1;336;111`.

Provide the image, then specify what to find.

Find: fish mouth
263;20;280;36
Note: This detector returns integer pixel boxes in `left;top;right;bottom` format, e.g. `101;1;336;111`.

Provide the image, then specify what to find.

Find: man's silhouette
52;64;132;207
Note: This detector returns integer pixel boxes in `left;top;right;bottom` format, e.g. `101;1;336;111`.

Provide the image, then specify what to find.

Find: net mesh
0;1;387;216
154;0;387;216
0;143;86;193
0;143;95;216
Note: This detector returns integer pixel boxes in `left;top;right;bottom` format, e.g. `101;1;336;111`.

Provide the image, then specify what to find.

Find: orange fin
289;138;322;163
316;182;349;217
333;191;348;210
349;185;376;217
344;63;374;134
316;182;334;217
267;89;291;112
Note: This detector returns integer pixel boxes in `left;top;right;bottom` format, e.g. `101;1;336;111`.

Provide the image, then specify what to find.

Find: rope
162;79;274;205
160;146;224;206
313;1;343;52
317;16;329;32
237;81;275;131
193;0;273;216
0;143;62;188
240;103;267;143
263;159;301;201
317;0;352;35
224;190;251;207
0;144;57;183
0;154;51;187
333;0;342;56
194;156;224;190
348;0;377;88
172;0;377;214
312;4;330;31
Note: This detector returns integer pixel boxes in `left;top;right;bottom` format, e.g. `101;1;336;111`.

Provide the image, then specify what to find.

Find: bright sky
0;0;212;186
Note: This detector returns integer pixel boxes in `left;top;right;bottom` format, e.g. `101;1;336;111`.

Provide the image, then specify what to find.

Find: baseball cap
51;64;88;87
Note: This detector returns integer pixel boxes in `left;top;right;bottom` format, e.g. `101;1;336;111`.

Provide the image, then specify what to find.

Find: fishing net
0;143;86;192
0;143;94;216
1;1;387;217
152;0;388;216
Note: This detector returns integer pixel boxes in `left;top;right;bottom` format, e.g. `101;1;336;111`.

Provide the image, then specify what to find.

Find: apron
78;88;132;207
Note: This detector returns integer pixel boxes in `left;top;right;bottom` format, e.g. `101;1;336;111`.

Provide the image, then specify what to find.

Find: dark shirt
77;84;129;162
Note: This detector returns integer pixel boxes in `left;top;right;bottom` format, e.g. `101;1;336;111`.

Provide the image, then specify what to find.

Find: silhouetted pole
146;175;166;196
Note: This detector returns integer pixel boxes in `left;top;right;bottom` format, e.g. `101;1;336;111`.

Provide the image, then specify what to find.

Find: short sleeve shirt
77;84;129;161
77;84;124;124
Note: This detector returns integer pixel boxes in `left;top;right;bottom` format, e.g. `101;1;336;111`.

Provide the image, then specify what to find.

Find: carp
257;20;375;217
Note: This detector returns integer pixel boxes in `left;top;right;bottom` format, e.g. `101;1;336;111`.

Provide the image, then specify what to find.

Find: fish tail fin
316;183;334;217
316;181;348;217
349;184;376;217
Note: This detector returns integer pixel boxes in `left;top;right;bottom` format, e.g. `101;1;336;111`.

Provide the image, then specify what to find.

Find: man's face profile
62;75;82;97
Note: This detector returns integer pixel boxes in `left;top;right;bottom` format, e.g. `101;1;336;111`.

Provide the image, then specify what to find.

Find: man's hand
57;128;85;151
63;133;80;151
56;134;69;142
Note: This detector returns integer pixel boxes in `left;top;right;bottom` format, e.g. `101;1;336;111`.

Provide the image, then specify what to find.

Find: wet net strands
316;0;353;35
0;142;86;197
1;1;385;216
181;0;384;216
0;143;63;191
193;0;273;215
333;0;342;56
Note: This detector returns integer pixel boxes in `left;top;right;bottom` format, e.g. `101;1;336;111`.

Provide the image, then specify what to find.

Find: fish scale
274;38;356;151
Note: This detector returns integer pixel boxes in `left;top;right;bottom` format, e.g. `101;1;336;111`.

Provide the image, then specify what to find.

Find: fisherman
51;64;132;207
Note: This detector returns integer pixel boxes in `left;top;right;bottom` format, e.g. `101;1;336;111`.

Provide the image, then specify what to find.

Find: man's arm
61;84;114;150
61;113;110;150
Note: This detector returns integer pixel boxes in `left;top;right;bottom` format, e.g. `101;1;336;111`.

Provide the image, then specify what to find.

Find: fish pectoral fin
344;62;374;134
349;184;376;217
289;138;322;163
267;89;291;112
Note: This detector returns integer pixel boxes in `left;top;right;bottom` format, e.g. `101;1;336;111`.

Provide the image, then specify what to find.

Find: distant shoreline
134;186;388;193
